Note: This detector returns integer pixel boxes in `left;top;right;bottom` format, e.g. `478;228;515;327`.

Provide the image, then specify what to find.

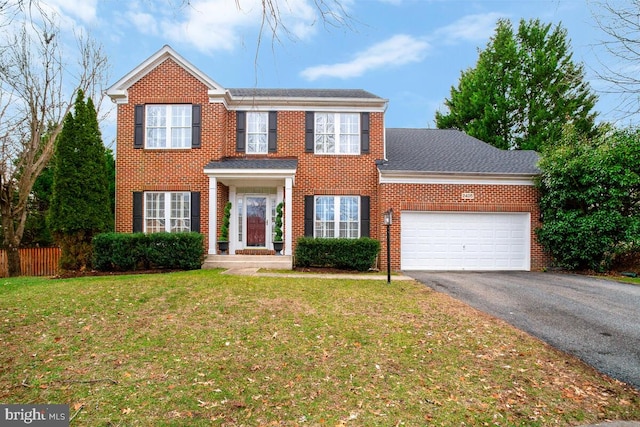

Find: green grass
1;270;639;426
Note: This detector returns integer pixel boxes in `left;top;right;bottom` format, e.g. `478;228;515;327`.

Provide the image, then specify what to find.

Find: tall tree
49;91;111;271
436;18;598;151
0;9;107;276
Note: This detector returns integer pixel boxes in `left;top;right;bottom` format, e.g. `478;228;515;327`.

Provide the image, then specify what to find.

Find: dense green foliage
436;18;597;151
49;91;111;270
295;237;380;271
21;164;55;247
219;201;232;241
92;232;204;271
274;202;284;242
536;126;640;270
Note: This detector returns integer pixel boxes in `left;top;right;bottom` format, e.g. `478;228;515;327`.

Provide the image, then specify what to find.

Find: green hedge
294;237;380;271
93;232;204;271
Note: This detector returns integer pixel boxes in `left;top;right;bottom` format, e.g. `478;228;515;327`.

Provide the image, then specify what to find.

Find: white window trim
246;112;269;154
144;191;191;233
314;195;360;238
145;104;192;149
315;112;360;155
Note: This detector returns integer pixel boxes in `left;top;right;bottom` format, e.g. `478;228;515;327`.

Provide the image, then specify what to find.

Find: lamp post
383;209;393;284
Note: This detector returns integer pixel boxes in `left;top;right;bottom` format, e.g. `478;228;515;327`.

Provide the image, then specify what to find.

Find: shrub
93;232;204;271
295;237;380;271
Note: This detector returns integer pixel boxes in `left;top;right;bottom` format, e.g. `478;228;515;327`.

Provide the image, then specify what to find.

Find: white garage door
401;212;530;271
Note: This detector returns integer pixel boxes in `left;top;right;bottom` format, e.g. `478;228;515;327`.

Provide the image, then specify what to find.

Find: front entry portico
203;158;297;268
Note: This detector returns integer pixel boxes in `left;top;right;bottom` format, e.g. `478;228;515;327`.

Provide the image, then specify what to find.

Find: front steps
202;254;293;270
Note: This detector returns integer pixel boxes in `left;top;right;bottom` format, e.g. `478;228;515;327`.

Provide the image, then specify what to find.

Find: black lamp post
383;209;393;284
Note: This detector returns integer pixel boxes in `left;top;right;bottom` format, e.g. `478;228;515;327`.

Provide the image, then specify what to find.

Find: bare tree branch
0;5;108;276
591;0;640;120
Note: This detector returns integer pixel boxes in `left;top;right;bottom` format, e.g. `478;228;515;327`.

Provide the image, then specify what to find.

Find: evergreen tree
49;90;111;270
436;19;598;151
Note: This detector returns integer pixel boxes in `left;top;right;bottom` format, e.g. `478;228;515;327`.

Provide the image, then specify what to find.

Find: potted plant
218;201;232;254
273;201;284;255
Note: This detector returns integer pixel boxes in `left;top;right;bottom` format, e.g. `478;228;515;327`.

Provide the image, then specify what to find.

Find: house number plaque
461;192;475;200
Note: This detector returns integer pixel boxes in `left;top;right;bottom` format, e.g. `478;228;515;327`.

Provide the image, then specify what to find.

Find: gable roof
106;45;226;104
379;128;540;177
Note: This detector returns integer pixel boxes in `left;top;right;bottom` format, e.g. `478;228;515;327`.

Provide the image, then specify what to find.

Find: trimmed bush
92;232;204;271
295;237;380;271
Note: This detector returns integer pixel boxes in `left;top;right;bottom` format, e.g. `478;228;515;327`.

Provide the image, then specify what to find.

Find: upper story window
305;112;369;155
134;104;201;150
146;105;192;149
236;111;277;154
247;112;268;154
314;113;360;154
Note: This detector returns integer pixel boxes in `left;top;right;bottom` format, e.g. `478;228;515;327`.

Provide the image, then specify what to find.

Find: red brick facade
109;46;548;271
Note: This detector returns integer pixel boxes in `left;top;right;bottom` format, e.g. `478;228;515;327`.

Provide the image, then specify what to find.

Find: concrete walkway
221;267;414;281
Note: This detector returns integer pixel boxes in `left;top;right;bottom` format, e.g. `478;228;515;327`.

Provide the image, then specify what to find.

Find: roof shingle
380;128;540;175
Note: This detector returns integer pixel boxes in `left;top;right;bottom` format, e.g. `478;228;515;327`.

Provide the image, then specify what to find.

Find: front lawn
1;271;638;426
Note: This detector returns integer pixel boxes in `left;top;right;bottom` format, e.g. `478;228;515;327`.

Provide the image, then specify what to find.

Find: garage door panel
401;212;530;271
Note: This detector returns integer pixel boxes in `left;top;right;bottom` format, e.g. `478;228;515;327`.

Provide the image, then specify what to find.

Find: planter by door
217;241;229;254
273;241;283;255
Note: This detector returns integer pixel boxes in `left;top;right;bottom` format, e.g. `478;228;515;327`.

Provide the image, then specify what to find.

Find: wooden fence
0;247;61;277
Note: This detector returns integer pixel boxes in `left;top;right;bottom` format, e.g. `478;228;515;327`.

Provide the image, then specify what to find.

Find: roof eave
226;96;388;111
378;170;538;185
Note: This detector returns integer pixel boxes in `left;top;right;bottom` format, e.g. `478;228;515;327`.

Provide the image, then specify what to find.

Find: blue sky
37;0;624;147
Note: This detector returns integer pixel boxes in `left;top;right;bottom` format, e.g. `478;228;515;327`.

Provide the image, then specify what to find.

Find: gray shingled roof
380;128;540;175
204;158;298;170
229;88;382;99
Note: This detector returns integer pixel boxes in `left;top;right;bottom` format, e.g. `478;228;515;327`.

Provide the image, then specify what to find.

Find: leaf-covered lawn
1;270;638;426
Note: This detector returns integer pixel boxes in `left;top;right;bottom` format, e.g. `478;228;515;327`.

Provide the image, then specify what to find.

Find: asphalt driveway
405;271;640;390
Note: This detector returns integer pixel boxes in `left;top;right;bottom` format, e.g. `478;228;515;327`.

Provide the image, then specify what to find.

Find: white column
229;186;237;254
208;176;217;254
284;177;293;256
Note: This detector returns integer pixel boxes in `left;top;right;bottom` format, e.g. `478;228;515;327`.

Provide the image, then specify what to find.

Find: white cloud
300;34;430;80
123;0;326;54
433;12;506;44
43;0;98;24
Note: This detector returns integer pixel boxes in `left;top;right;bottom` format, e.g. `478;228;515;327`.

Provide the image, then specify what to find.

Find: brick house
106;45;546;271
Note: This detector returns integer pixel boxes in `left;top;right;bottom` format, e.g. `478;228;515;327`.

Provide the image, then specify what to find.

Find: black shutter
360;196;370;237
190;192;200;233
268;111;277;152
134;105;144;149
133;192;143;232
236;111;246;152
304;195;314;236
305;112;314;152
361;112;370;154
191;104;201;148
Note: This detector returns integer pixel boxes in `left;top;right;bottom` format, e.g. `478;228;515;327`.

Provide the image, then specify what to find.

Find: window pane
171;105;191;127
145;193;165;233
170;192;190;232
146;105;192;149
247;112;268;154
147;106;166;127
339;114;359;154
171;127;191;148
315;196;335;238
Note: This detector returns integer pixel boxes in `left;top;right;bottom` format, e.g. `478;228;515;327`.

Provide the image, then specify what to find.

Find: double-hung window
144;192;191;233
146;105;192;148
314;196;360;238
246;112;268;154
315;113;360;154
